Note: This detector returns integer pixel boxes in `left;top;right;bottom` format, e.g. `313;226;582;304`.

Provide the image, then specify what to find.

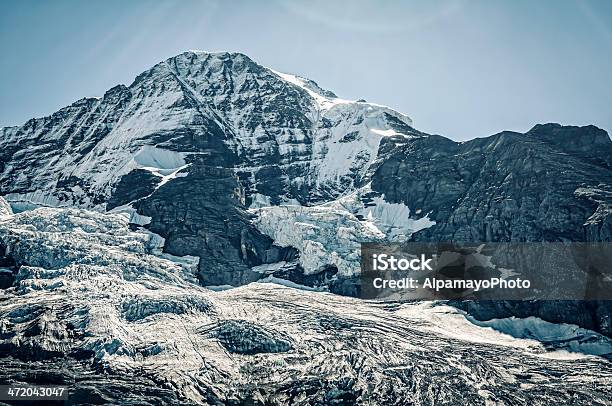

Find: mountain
376;123;612;242
1;51;611;333
1;50;612;404
1;51;417;208
0;51;424;289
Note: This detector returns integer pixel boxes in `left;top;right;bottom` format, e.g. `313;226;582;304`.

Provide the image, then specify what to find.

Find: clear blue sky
1;0;611;140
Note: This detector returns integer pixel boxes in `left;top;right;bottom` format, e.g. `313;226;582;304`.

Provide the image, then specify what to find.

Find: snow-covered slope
0;205;610;404
0;51;418;210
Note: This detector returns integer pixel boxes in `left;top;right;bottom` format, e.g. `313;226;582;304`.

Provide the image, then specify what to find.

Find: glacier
0;202;610;404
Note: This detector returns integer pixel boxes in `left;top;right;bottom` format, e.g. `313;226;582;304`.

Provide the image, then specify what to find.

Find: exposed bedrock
134;161;296;287
373;124;612;243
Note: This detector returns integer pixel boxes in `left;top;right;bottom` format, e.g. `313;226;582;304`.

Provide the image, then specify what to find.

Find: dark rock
135;162;285;287
373;125;612;242
107;169;161;210
215;320;292;354
270;263;338;289
329;277;361;297
372;124;612;336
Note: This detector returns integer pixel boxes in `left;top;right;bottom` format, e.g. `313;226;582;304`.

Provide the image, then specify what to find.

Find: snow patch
250;261;288;274
466;315;612;357
270;70;352;112
130;146;191;190
328;184;436;240
397;303;541;350
132;145;187;173
258;275;327;292
248;193;272;209
359;195;436;240
110;204;153;226
371;128;414;138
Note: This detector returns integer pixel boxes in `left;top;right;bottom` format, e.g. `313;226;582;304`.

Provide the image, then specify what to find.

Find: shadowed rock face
373;124;612;243
134;161;291;286
371;124;612;336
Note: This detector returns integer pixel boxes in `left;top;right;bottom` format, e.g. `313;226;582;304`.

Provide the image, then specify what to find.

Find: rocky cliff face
369;124;612;336
373;123;612;242
1;51;611;338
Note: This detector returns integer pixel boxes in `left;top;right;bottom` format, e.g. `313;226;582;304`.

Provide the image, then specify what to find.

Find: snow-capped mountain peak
0;50;420;211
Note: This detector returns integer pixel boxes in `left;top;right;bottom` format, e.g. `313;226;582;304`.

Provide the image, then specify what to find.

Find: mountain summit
1;51;417;209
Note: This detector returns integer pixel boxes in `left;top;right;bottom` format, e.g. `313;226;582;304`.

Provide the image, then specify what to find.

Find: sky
1;0;611;141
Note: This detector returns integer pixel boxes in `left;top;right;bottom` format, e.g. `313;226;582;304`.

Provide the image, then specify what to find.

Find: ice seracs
251;204;384;277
